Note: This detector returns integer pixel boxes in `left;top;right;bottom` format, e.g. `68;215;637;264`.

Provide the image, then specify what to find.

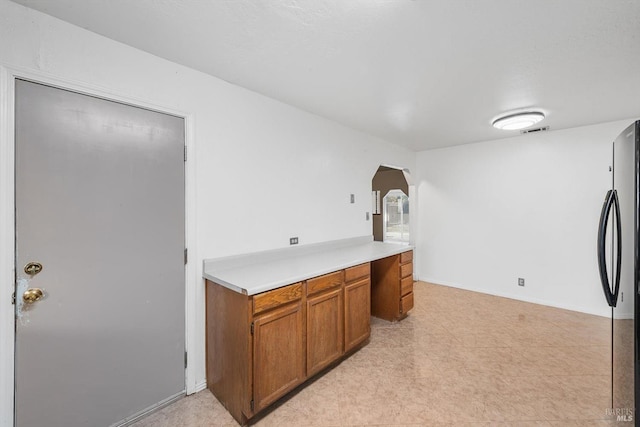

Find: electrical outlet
289;237;298;245
350;194;355;203
518;278;525;287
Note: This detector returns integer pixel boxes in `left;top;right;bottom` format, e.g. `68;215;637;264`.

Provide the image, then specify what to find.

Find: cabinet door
253;302;305;412
344;278;371;352
307;288;344;376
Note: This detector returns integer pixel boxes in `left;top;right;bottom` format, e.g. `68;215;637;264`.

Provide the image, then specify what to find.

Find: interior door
14;80;186;427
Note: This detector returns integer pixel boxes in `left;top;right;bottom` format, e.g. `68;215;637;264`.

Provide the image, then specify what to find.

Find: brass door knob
23;288;44;304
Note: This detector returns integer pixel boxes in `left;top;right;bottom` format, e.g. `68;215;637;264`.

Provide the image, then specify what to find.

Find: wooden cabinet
344;263;371;352
306;271;345;376
400;250;414;314
206;265;371;425
206;281;305;424
253;300;305;412
205;250;415;424
205;280;252;425
371;250;414;321
306;286;344;376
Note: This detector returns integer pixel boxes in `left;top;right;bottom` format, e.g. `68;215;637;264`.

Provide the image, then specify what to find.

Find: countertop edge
203;239;412;296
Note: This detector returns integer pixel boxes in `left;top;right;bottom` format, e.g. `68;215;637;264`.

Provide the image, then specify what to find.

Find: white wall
0;1;415;425
415;119;636;318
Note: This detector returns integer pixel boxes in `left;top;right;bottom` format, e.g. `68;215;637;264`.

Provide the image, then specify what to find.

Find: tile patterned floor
132;282;618;426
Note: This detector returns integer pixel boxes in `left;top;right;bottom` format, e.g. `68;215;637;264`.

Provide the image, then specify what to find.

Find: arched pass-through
371;165;411;244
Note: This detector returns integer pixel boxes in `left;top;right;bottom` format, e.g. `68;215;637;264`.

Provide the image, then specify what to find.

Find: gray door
14;80;185;427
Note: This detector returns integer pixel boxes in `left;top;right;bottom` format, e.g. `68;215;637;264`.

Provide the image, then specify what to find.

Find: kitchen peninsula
203;237;414;425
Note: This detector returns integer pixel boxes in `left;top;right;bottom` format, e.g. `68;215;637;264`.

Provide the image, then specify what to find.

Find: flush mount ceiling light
492;111;545;130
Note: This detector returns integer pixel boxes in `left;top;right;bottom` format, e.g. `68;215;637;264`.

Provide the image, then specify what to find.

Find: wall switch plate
289;237;298;245
366;212;370;220
350;194;355;203
518;278;525;287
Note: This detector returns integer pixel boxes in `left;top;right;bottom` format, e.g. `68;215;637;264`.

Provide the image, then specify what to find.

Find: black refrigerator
598;120;639;424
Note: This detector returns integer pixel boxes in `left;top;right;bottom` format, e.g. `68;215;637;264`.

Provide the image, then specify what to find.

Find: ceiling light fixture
492;111;545;130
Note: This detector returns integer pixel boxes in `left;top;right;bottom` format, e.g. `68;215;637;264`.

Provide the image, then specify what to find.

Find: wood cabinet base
206;265;371;425
371;250;414;322
205;252;412;424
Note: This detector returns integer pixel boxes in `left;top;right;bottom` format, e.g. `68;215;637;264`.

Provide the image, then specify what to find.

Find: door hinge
250;399;254;411
184;248;188;265
11;292;15;305
184;351;188;369
184;146;187;162
250;322;254;335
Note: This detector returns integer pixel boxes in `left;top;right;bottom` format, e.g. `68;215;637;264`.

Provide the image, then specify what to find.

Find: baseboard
417;276;613;318
191;380;208;394
114;391;185;427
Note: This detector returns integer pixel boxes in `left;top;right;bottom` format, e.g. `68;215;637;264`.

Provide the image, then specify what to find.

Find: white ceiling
11;0;640;151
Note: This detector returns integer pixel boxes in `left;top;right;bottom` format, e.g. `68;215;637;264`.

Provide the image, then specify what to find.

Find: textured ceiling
11;0;640;151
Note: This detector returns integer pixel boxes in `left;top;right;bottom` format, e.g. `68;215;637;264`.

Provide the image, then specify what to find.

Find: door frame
0;65;199;427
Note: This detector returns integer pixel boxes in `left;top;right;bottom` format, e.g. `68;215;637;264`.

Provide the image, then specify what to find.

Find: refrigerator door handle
598;189;617;307
611;189;622;305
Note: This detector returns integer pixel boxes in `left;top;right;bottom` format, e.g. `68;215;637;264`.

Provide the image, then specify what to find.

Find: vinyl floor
132;281;618;426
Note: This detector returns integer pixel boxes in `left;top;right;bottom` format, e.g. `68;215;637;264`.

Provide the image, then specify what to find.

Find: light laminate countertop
203;236;413;295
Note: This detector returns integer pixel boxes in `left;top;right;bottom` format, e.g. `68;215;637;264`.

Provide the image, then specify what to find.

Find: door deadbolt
24;262;43;276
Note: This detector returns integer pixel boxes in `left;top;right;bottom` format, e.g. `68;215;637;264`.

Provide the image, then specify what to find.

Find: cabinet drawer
400;292;414;315
344;263;370;283
400;275;413;297
400;250;413;264
253;282;303;315
307;271;343;296
400;261;413;279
